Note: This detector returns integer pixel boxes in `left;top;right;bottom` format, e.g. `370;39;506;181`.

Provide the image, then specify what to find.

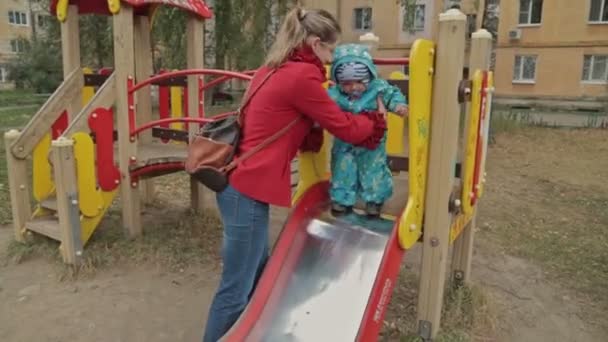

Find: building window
518;0;543;25
8;10;28;26
37;14;45;28
401;4;426;32
513;55;537;83
353;7;372;31
589;0;608;23
0;66;6;83
582;55;608;83
10;40;26;53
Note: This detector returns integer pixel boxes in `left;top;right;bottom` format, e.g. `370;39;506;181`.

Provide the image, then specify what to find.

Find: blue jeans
202;185;270;342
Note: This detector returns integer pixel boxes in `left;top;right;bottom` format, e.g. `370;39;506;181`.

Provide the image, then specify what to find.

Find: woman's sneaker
331;202;351;216
365;202;382;217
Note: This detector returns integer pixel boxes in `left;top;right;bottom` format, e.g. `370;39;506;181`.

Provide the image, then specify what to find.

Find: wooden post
61;5;82;120
416;9;467;340
134;15;155;204
113;6;142;236
452;29;493;285
4;130;31;243
186;15;207;213
51;137;82;264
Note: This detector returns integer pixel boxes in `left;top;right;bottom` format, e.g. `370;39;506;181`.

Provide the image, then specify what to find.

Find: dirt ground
1;128;607;342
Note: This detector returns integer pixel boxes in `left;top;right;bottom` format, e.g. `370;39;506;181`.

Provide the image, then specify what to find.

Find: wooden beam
4;130;31;243
416;9;467;340
452;29;493;285
51;137;82;264
113;6;142;237
134;15;155;204
61;5;82;120
11;68;83;159
186;15;208;213
63;73;116;137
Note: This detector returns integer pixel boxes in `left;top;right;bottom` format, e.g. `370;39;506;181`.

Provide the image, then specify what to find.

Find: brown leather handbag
185;70;299;192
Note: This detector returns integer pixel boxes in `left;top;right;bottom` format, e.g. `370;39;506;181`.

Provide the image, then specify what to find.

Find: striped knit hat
335;61;371;84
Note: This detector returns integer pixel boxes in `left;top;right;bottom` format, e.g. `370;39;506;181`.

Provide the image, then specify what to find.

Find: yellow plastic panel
397;39;435;249
386;71;407;155
292;67;332;204
461;70;483;216
80;189;118;245
72;132;103;217
82;67;95;106
171;73;184;131
32;133;54;202
449;212;473;243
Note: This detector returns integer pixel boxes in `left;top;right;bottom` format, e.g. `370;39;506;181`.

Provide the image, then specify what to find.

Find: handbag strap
223;117;300;172
237;69;277;124
223;67;301;172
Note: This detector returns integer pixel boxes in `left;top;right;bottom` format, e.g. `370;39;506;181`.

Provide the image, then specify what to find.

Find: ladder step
40;197;58;211
26;217;61;241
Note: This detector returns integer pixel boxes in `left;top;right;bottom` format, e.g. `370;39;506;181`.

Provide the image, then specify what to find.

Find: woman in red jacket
202;7;385;341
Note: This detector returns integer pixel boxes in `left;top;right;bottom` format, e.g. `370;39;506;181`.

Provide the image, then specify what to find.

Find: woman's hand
376;96;388;119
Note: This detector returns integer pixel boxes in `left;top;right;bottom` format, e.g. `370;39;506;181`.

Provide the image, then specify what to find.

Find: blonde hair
265;7;341;68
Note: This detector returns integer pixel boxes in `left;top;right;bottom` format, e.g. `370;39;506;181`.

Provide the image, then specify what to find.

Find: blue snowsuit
328;44;407;207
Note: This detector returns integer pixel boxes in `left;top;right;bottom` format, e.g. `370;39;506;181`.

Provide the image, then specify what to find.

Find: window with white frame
10;40;26;53
353;7;372;31
401;4;426;32
589;0;608;23
8;11;28;26
519;0;543;25
513;55;537;82
0;66;6;83
582;55;608;83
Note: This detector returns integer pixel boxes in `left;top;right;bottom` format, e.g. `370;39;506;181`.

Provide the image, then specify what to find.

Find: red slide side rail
129;69;253;94
222;181;407;341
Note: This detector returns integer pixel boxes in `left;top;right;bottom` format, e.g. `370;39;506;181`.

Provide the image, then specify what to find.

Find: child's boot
331;202;352;216
365;202;382;217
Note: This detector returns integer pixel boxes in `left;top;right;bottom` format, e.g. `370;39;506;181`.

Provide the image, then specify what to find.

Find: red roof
50;0;212;19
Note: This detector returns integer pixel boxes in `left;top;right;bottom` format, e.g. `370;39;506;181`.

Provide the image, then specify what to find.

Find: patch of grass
0;90;47;107
2;203;223;279
0;106;37;129
381;270;497;341
479;128;608;321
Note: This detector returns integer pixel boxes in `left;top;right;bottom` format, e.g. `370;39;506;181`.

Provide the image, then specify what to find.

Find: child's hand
376;96;388;119
394;105;409;117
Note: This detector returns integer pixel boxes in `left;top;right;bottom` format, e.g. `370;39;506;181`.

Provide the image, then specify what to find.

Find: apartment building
303;0;486;76
1;0;48;89
494;0;608;102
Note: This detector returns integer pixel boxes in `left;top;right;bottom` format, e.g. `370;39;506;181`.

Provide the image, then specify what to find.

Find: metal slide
221;182;406;342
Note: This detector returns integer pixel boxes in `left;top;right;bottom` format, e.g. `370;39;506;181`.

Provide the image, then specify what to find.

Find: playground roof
50;0;213;19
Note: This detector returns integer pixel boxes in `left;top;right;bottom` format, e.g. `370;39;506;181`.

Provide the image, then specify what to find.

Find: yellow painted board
450;212;473;243
170;73;184;131
461;70;483;216
32;133;54;202
397;39;435;249
56;0;68;21
107;0;121;14
81;189;118;245
386;71;407;155
82;67;95;106
72;132;103;217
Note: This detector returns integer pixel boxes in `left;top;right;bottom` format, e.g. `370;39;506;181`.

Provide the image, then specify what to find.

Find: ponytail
265;7;341;68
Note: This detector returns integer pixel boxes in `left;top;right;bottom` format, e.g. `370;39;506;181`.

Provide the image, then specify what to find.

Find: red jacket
230;59;377;207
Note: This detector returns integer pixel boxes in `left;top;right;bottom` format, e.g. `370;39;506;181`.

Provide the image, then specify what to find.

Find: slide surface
222;182;406;341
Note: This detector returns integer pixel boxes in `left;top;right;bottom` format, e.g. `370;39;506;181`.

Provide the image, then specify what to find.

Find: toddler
328;44;408;217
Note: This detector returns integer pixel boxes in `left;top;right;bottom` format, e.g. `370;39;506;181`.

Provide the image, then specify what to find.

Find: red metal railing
128;69;253;94
371;58;410;66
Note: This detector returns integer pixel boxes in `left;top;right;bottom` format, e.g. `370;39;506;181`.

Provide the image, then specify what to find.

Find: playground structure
3;2;494;341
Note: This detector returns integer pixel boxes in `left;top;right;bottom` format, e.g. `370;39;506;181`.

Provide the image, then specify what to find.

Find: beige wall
495;0;608;99
0;0;33;64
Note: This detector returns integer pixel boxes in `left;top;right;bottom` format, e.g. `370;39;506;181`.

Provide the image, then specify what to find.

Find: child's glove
300;126;324;152
356;110;386;150
394;104;409;117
